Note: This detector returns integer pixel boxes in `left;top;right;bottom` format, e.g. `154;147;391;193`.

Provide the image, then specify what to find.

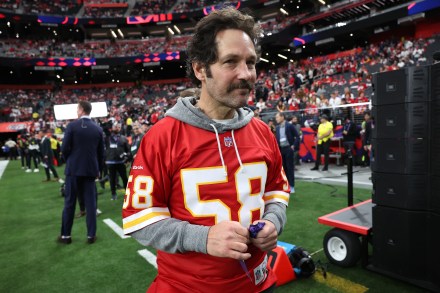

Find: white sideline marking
0;161;9;180
319;178;372;186
103;218;130;239
102;218;157;268
138;249;158;269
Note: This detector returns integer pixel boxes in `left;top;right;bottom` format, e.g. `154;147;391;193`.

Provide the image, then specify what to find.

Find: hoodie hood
165;96;254;133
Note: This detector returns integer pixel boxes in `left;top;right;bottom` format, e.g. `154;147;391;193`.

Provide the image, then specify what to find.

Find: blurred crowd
131;0;176;16
0;38;167;58
21;0;82;16
0;0;213;16
83;6;128;18
0;28;431;63
0;36;436;129
0;15;297;58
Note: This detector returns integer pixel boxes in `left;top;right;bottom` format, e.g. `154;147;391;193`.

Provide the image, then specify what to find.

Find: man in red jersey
122;7;290;293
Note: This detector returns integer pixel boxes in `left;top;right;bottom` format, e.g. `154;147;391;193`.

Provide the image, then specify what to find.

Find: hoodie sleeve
261;127;290;234
130;218;210;253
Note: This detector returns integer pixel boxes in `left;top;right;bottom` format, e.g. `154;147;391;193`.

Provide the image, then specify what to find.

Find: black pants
20;149;26;167
294;150;300;165
314;140;331;169
107;163;128;196
61;176;97;237
8;147;17;160
27;150;39;169
280;146;295;188
44;158;59;180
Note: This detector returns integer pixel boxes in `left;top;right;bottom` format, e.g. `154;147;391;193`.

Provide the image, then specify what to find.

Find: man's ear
193;63;205;82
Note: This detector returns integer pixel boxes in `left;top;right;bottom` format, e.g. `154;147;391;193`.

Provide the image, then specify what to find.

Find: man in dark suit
275;112;300;193
59;101;104;244
40;129;63;183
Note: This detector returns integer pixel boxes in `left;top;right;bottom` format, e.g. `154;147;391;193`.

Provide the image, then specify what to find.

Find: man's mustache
227;80;254;92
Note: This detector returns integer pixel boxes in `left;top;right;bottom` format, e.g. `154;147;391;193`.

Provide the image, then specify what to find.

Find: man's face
133;125;140;135
77;106;84;118
198;29;257;109
275;113;283;124
112;125;121;134
141;124;149;133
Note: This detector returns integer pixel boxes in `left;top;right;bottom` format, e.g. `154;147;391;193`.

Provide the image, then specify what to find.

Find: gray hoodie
131;96;287;254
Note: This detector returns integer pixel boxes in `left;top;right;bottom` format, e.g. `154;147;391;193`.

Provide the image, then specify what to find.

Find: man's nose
237;62;254;80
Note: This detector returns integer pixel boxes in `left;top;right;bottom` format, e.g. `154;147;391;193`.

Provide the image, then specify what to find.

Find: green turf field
0;160;424;293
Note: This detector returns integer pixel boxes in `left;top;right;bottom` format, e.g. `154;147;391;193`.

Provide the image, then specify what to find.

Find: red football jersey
123;116;290;292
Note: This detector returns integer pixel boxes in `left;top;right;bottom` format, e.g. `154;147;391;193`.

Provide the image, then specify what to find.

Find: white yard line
318;177;372;187
103;218;130;239
0;161;9;180
102;218;158;268
138;249;158;269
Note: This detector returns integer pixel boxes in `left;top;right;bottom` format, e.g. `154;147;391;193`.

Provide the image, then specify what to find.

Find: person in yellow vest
51;135;61;166
126;116;133;137
311;114;334;171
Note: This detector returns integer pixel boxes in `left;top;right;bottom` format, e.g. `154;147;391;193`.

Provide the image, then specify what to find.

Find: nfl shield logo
224;137;233;147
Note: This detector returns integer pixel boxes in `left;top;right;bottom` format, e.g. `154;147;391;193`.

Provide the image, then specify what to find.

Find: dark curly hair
186;7;262;87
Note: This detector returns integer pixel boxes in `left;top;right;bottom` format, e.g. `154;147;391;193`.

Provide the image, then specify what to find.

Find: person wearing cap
311;114;333;171
141;122;150;134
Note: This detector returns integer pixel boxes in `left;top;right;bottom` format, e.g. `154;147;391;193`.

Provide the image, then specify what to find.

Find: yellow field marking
313;271;368;293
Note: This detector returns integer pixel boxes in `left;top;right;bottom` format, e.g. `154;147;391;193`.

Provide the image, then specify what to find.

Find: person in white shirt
256;98;267;111
329;92;341;108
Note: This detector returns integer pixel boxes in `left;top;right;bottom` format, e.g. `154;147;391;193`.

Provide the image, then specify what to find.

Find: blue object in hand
249;222;265;239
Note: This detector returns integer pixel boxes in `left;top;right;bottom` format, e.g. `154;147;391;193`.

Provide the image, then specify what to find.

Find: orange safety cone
267;246;296;286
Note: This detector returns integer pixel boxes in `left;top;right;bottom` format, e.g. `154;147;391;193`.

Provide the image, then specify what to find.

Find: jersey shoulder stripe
123;207;170;234
263;190;290;205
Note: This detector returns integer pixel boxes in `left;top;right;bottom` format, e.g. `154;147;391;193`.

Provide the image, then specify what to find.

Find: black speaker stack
370;62;440;292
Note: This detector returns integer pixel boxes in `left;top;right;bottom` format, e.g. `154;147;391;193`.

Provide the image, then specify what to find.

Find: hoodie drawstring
210;124;245;175
210;124;227;176
231;130;244;173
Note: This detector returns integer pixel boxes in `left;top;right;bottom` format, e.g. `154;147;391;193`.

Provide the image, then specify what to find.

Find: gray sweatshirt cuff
182;224;210;253
262;202;287;235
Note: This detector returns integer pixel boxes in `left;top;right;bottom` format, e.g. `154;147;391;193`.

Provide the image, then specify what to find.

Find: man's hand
250;220;277;251
207;221;251;260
